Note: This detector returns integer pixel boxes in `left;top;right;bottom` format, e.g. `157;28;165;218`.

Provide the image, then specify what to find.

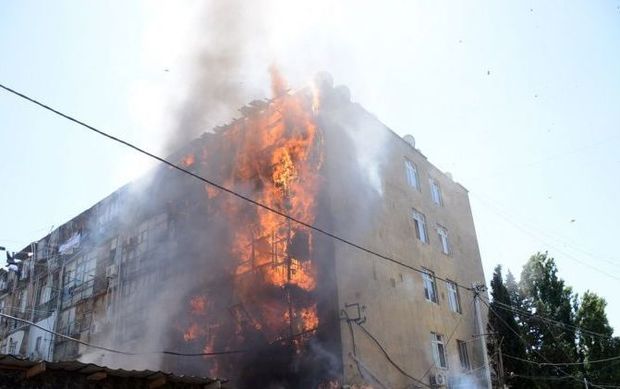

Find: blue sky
1;1;619;332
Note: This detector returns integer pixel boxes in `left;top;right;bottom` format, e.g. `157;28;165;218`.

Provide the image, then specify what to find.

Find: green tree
487;265;529;388
576;291;620;384
488;253;620;387
504;271;523;313
519;252;580;387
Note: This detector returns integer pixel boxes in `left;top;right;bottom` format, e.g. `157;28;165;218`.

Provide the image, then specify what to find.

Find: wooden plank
25;362;45;379
86;371;107;381
149;376;167;389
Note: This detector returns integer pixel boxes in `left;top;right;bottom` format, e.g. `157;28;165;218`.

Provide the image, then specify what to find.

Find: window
430;178;442;205
412;209;428;243
447;281;461;313
437;225;449;254
8;338;16;354
431;332;447;368
39;284;52;304
422;269;438;303
457;340;471;370
61;307;76;335
405;159;419;189
35;336;42;353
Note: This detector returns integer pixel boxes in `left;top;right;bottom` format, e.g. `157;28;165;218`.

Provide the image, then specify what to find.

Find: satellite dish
446;172;453;180
403;134;416;148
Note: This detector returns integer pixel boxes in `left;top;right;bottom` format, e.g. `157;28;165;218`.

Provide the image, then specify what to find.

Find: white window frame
430;178;442;206
457;339;471;370
422;269;438;303
431;332;448;368
447;280;461;313
405;159;420;190
412;209;428;243
437;225;450;255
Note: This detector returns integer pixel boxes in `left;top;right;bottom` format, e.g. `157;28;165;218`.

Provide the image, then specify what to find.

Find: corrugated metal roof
0;354;222;385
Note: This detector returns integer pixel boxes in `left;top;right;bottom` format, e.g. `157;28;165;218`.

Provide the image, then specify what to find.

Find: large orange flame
182;68;322;370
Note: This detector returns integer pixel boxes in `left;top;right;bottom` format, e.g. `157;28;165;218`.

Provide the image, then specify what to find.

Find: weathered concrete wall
320;91;489;388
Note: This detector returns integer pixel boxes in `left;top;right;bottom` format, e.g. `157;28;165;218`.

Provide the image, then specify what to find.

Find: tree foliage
576;291;620;384
487;265;529;388
487;252;620;388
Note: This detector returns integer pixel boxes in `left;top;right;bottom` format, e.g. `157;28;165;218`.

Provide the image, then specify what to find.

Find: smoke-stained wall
80;88;351;388
319;78;489;388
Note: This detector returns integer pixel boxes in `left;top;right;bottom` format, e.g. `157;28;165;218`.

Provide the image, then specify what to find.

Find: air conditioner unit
430;373;447;387
105;264;118;278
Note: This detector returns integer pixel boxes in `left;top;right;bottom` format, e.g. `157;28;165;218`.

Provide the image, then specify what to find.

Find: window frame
412;209;428;243
422;269;438;303
35;336;42;353
437;225;450;255
457;339;471;370
429;177;443;206
38;283;52;305
431;332;448;369
404;159;420;190
446;280;462;313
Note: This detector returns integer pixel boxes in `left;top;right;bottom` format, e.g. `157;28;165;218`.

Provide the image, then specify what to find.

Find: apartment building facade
0;78;488;388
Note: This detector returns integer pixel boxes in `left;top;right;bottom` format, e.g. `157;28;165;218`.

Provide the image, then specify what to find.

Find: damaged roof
0;354;224;388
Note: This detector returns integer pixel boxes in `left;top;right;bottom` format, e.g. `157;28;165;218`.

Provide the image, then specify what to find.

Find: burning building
0;73;489;388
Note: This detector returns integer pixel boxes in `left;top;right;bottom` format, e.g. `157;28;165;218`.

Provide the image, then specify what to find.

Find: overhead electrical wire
0;312;245;357
0;311;330;358
0;82;476;293
354;322;431;388
481;299;609;389
489;299;610;339
510;374;620;388
502;352;620;367
471;192;620;282
4;82;618;386
419;297;475;381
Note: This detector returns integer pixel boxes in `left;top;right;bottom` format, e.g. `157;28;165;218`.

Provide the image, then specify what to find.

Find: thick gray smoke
80;3;391;386
164;0;270;154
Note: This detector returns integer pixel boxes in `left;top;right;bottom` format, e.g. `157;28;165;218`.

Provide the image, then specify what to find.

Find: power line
354;322;431;388
468;132;620;184
0;311;332;358
503;352;620;367
511;374;620;388
483;194;620;270
482;299;608;389
489;299;610;339
471;192;620;281
0;312;245;357
0;82;476;293
510;373;574;381
419;297;475;381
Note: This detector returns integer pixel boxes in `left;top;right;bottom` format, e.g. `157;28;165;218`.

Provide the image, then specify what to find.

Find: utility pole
473;283;493;389
497;337;505;389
